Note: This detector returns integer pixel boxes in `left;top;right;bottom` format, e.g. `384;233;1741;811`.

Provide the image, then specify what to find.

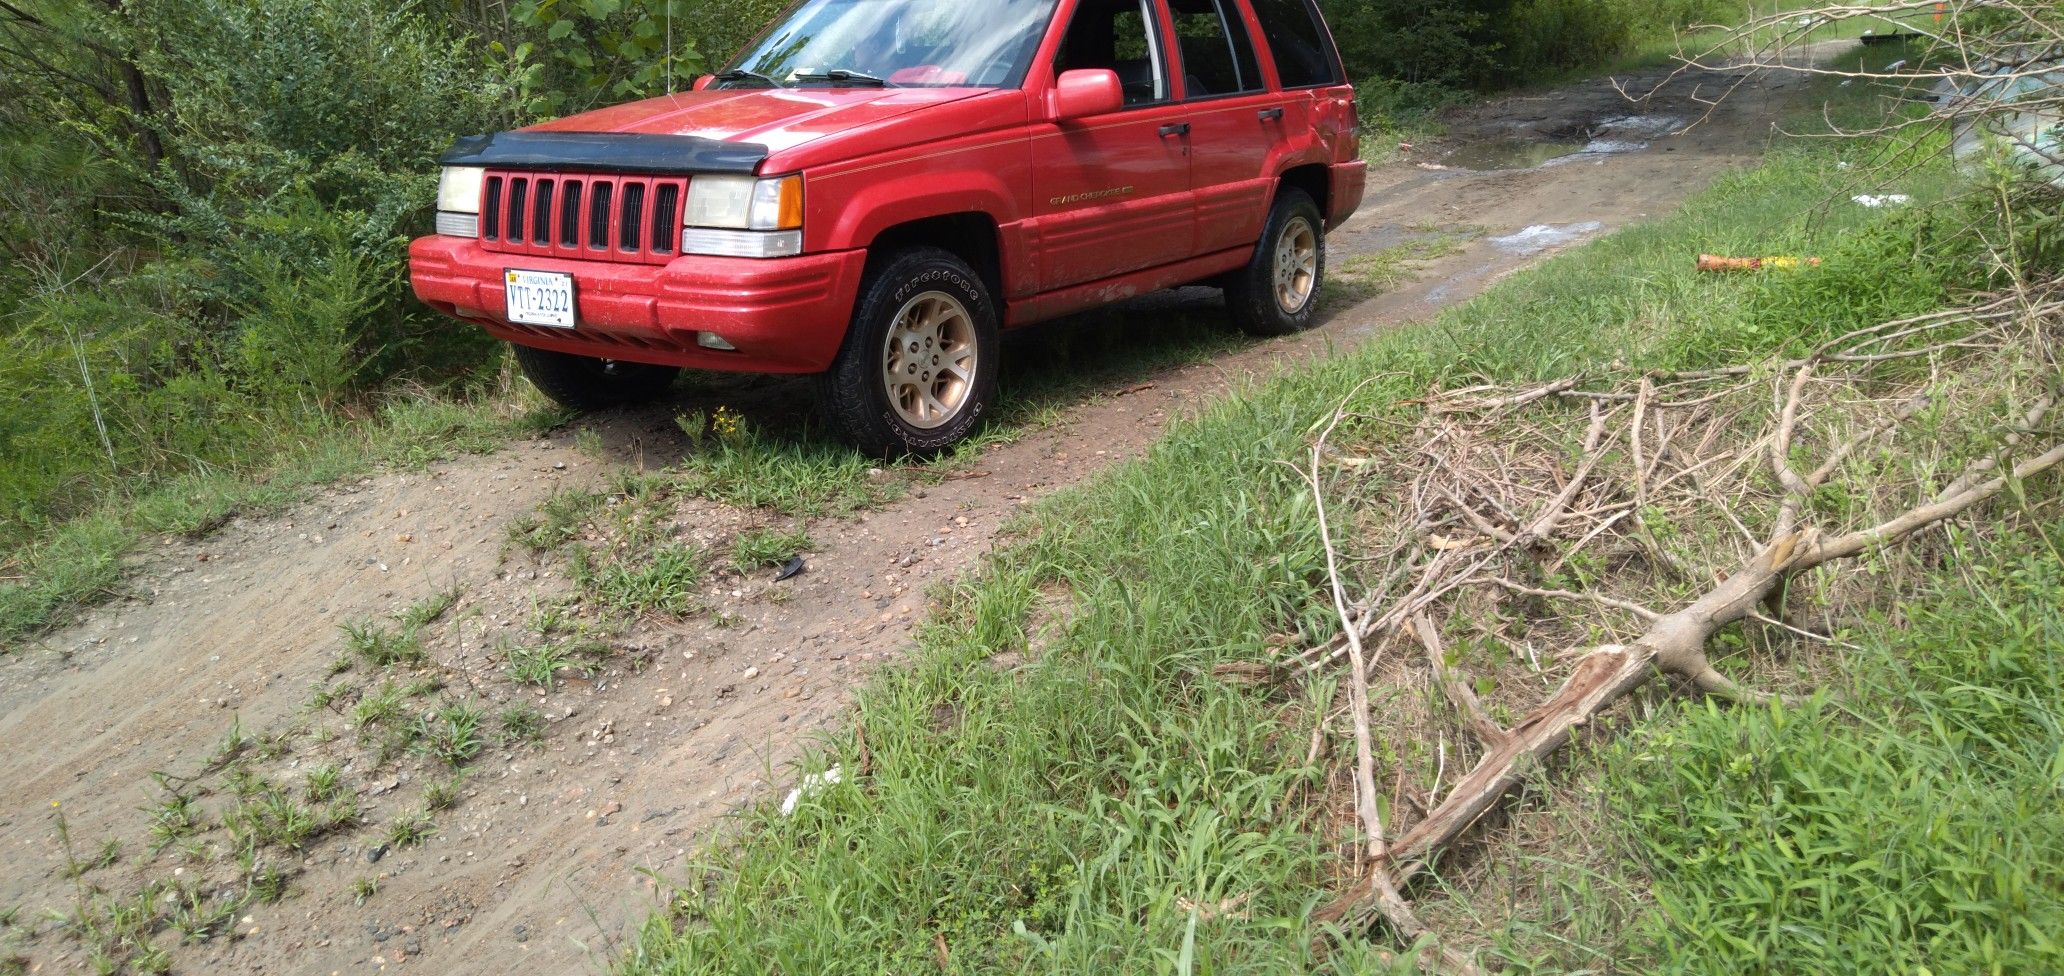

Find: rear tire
1226;188;1326;336
818;247;999;458
512;345;679;410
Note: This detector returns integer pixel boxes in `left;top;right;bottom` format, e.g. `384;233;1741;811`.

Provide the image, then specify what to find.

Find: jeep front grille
478;171;687;264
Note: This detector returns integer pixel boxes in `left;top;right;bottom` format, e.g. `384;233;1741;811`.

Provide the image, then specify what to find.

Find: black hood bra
439;131;769;175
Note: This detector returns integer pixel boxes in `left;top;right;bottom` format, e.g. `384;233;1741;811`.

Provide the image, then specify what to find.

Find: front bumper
408;236;868;374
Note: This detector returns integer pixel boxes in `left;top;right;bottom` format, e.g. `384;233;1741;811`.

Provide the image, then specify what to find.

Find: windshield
723;0;1060;89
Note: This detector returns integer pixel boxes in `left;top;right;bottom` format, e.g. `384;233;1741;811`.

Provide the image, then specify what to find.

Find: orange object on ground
1697;254;1823;272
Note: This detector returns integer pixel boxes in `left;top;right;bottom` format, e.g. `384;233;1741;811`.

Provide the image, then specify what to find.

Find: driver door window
1054;0;1168;106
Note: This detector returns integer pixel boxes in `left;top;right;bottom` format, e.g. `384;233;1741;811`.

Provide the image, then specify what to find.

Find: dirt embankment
0;58;1824;976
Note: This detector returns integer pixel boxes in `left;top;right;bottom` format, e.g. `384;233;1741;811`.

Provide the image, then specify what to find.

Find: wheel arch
863;212;1007;309
1274;163;1331;222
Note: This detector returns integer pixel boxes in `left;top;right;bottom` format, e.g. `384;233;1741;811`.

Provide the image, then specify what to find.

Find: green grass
582;543;707;616
0;393;564;647
729;527;813;574
497;703;550;745
1482;524;2064;974
501;637;607;689
621;80;1999;973
384;810;436;849
412;700;485;767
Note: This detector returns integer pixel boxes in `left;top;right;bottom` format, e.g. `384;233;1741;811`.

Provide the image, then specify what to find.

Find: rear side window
1248;0;1339;88
1170;0;1262;97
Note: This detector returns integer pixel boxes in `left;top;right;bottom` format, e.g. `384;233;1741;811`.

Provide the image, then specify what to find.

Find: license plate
504;269;575;328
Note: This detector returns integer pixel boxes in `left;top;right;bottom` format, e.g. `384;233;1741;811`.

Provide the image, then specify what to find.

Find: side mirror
692;74;715;91
1053;69;1122;121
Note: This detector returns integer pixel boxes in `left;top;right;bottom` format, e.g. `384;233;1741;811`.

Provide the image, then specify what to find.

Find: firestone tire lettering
819;247;999;458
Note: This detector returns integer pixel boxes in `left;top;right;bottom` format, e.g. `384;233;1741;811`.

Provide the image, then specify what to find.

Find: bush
1320;0;1743;90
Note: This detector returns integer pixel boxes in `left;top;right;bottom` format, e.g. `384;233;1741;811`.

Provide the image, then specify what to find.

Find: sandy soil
0;56;1830;976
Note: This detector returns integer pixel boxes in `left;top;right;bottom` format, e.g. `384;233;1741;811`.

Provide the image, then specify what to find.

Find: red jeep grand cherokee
410;0;1363;455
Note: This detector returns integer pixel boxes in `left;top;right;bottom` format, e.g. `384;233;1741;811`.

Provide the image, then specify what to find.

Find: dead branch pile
1287;288;2063;968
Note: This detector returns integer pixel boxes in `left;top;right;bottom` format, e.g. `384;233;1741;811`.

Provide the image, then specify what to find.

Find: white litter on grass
1852;193;1912;208
1490;221;1604;255
779;765;843;816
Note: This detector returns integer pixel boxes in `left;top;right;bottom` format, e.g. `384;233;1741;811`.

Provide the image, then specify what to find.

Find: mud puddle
1439;113;1684;171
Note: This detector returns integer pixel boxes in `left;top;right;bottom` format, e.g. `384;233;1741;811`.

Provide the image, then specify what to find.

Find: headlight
437;166;486;214
685;174;802;231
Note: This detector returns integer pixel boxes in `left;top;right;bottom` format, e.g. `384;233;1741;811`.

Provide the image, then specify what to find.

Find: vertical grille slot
587;182;613;250
505;177;528;243
650;183;679;255
476;171;684;262
559;180;583;248
619;182;645;252
531;179;555;245
482;176;503;239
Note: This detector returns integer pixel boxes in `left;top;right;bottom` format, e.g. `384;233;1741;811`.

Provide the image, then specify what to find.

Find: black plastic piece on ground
776;556;807;582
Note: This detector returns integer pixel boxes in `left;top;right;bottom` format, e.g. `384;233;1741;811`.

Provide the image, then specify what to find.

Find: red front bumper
408;236;869;374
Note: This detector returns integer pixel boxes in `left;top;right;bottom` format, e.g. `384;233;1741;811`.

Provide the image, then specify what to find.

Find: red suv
410;0;1362;455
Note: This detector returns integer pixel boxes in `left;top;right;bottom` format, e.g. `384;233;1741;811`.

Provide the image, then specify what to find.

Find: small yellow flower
712;405;745;441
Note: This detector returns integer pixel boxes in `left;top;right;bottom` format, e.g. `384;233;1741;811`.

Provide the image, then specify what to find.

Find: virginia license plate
504;269;575;328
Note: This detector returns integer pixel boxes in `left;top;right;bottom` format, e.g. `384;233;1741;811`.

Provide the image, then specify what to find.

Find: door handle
1158;122;1190;137
1257;107;1284;122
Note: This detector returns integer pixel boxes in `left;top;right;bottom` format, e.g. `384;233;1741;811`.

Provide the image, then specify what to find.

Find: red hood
527;87;983;157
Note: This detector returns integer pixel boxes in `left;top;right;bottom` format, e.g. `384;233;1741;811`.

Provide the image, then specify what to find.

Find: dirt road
0;57;1826;975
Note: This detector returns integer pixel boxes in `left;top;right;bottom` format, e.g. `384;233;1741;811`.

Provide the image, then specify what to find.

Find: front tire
818;247;999;458
512;345;679;410
1226;188;1326;336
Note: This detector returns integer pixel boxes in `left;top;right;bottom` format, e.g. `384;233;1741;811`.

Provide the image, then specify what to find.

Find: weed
352;877;379;906
400;675;443;698
324;793;366;828
307;679;350;711
167;885;238;943
413;700;485;767
529;595;575;635
502;638;605;690
508;488;605;552
146;792;207;852
340;619;422;668
227;789;318;849
385;811;435;849
223;765;272;799
497;704;549;746
585;544;705;615
251;728;292;761
248;865;289;904
729;527;813;574
353;681;405;730
424;774;464;812
395;586;461;630
210;717;252;767
304;764;343;803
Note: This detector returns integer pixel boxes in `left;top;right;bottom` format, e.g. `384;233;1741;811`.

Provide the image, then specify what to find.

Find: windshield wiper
794;68;898;87
712;68;786;88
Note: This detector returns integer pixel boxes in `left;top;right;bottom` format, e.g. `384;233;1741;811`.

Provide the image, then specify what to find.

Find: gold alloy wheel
880;290;977;429
1273;216;1319;313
